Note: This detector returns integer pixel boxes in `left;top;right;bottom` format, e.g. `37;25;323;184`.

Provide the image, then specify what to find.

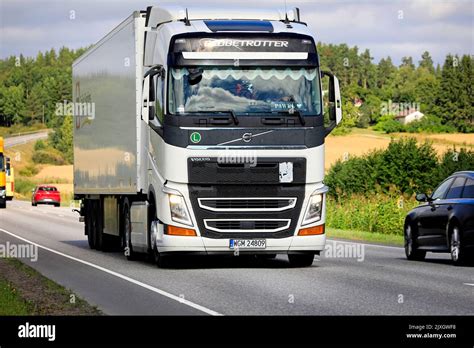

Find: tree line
0;44;472;133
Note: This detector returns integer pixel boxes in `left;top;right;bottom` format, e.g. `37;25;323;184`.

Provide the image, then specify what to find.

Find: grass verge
326;227;404;247
0;258;101;315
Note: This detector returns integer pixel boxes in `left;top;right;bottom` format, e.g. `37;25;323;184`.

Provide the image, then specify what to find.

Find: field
325;129;473;171
4;142;74;204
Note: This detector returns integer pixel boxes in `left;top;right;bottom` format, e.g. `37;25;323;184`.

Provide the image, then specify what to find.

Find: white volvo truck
73;5;342;267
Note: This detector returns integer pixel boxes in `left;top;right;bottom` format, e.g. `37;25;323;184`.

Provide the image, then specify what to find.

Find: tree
419;51;434;73
400;56;415;69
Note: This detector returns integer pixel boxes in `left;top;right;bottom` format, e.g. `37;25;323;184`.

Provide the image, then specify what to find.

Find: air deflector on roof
204;20;274;32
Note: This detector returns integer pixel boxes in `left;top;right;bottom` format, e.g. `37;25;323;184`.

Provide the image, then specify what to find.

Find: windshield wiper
279;109;305;126
181;110;239;125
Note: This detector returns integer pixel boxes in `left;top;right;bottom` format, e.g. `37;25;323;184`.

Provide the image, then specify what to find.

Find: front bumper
156;227;326;254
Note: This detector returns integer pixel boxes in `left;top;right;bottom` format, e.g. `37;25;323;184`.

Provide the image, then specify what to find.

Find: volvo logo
242;133;253;142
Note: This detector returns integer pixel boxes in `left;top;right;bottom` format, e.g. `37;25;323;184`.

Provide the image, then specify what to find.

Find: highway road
4;131;49;148
0;200;473;315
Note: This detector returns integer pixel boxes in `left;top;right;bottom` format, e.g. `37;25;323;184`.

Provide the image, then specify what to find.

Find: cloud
0;0;472;65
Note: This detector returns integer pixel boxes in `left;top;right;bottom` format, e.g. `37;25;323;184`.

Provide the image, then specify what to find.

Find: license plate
44;199;52;202
229;239;266;250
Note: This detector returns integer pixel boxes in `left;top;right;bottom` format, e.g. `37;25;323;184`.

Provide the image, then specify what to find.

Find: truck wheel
123;201;136;260
288;253;314;267
0;201;6;209
404;223;426;261
148;201;169;268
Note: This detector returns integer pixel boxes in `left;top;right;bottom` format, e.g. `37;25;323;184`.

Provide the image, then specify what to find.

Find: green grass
0;278;32;315
326;227;404;246
0;259;101;315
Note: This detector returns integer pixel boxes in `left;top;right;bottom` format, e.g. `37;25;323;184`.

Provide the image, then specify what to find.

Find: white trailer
73;5;342;267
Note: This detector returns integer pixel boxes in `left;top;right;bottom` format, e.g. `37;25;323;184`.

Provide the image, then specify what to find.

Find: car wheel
404;223;426;261
54;203;60;207
288;253;314;267
450;225;466;266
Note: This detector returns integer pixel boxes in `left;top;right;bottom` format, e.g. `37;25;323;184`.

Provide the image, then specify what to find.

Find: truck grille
204;219;291;233
189;184;305;239
198;197;296;212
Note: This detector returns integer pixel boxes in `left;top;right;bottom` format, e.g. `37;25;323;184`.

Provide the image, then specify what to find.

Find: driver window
431;178;454;200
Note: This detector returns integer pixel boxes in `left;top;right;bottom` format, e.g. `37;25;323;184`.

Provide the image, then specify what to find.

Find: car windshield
39;187;57;191
169;67;322;115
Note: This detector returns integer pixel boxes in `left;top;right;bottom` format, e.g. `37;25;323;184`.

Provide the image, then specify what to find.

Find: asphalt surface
4;131;49;148
0;200;473;315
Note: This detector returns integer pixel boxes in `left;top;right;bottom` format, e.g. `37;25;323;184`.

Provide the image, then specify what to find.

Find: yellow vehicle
0;137;6;208
5;156;14;200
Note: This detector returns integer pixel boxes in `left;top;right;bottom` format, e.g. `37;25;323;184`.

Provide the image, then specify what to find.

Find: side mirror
415;193;428;202
321;70;342;136
143;65;165;124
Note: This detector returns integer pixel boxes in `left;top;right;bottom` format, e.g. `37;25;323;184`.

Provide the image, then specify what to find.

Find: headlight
302;193;323;226
168;193;193;226
0;189;5;197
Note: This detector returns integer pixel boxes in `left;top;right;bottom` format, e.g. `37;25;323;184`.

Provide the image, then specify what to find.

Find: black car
404;171;474;265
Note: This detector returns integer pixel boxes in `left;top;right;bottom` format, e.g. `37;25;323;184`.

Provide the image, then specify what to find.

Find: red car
31;185;61;207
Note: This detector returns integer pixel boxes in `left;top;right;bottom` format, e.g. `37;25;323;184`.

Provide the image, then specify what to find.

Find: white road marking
0;227;222;316
464;283;474;287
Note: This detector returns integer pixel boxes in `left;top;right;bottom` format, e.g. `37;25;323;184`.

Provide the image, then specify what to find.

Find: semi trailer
73;5;342;267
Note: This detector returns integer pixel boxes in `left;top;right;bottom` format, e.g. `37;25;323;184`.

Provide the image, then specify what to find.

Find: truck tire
148;198;169;268
288;253;315;267
122;199;137;260
0;201;6;209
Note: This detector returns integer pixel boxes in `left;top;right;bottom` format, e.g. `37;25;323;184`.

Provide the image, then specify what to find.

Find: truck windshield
169;67;321;115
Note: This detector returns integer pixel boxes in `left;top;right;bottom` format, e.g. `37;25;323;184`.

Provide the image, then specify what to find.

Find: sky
0;0;473;65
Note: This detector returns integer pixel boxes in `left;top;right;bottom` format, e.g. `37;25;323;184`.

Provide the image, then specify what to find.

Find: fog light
166;225;197;236
298;225;325;236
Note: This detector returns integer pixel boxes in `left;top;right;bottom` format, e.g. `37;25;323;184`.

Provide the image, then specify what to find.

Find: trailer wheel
122;199;136;260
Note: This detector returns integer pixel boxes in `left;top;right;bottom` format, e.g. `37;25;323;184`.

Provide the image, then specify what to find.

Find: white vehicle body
73;5;342;266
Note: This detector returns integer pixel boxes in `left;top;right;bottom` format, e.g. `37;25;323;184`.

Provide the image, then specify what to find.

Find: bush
18;164;39;177
405;115;457;133
14;178;36;196
435;147;474;184
325;137;473;199
373;115;404;133
32;148;65;165
34;139;47;151
326;194;418;235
